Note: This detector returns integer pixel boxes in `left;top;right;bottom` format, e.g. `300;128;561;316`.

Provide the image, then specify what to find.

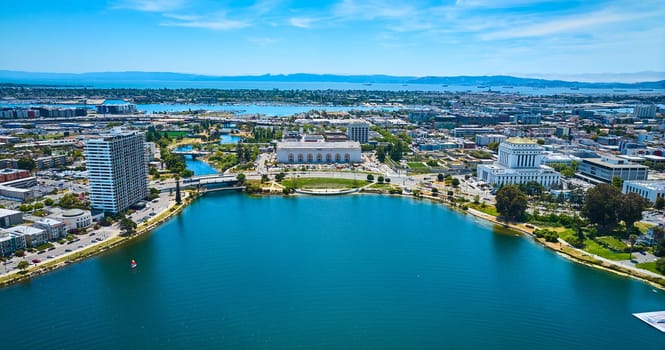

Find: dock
633;311;665;332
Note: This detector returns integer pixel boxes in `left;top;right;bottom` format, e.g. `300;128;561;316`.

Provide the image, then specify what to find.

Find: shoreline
0;192;194;288
404;192;665;290
3;183;664;290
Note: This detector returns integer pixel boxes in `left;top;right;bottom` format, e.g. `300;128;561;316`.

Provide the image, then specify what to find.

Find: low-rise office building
0;208;23;228
0;231;26;256
33;218;67;240
48;208;93;230
577;156;648;184
622;180;665;203
5;225;47;248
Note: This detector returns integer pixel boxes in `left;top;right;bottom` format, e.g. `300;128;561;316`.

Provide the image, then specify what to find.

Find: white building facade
85;129;148;213
622;180;665;203
476;138;560;188
276;141;362;164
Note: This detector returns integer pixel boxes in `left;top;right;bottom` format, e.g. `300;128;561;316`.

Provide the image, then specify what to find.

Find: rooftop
506;137;538;145
624;180;665;191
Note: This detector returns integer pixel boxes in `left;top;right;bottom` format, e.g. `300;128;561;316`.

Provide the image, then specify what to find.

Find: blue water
3;79;663;95
0;102;395;116
1;194;664;349
174;145;217;176
220;134;241;144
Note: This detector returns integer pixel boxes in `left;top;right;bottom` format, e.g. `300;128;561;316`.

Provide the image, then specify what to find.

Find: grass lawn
370;183;394;189
596;236;629;251
636;261;664;275
635;222;655;234
407;162;429;170
583;239;631;261
165;131;189;138
467;202;499;216
283;177;361;189
554;228;578;242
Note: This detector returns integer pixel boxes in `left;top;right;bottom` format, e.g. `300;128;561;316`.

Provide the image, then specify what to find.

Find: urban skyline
1;0;664;78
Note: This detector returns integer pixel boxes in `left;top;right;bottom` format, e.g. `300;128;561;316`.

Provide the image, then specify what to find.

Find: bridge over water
171;150;211;158
157;174;240;192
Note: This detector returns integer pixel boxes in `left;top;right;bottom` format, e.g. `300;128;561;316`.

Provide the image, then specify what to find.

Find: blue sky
1;0;664;77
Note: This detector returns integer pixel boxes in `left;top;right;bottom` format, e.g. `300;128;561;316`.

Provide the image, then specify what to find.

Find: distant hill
0;70;663;89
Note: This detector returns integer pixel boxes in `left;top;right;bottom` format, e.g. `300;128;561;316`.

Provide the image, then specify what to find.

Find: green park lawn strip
370;183;394;189
407;162;429;170
635;262;663;275
283;177;361;189
467;203;499;217
583;239;631;261
596;236;629;251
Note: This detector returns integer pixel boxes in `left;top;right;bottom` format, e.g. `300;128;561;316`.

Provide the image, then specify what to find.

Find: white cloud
113;0;185;12
162;13;250;31
289;17;317;28
480;9;650;40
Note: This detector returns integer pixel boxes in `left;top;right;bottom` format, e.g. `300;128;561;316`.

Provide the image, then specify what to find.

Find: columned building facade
85;129;148;213
276;141;362;164
477;138;560;188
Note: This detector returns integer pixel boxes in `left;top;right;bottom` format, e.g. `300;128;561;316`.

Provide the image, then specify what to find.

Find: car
77;245;83;248
46;255;54;259
65;249;72;252
149;212;156;216
89;232;96;236
32;259;41;263
48;247;56;251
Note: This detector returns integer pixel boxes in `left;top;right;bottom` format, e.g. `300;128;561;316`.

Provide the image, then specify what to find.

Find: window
317;153;323;162
288;153;294;162
326;154;332;163
344;153;351;162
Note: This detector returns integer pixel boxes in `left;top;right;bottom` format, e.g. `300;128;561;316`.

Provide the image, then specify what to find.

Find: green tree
236;173;246;185
431;187;439;196
261;174;269;183
17;260;29;271
275;172;286;182
495;185;528;222
611;176;624;189
451;178;460;188
581;184;622;233
656;258;665;274
43;198;54;206
618;192;649;232
628;234;638;260
655;196;665;210
17;157;36;172
377;176;384;183
119;216;137;235
487;142;500;152
437;173;444;182
376;147;386;163
366;174;374;182
175;177;182;205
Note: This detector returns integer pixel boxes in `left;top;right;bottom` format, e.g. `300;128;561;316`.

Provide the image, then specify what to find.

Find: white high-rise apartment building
346;121;369;144
476;138;560;188
85;128;148;213
633;104;657;119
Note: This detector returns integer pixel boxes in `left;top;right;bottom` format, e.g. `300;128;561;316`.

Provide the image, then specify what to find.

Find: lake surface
1;194;664;349
174;144;218;176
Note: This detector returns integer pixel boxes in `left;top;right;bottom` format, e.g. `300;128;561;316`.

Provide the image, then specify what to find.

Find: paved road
1;192;175;275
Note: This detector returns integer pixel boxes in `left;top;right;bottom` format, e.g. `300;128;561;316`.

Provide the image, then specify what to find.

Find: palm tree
628;234;638;261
